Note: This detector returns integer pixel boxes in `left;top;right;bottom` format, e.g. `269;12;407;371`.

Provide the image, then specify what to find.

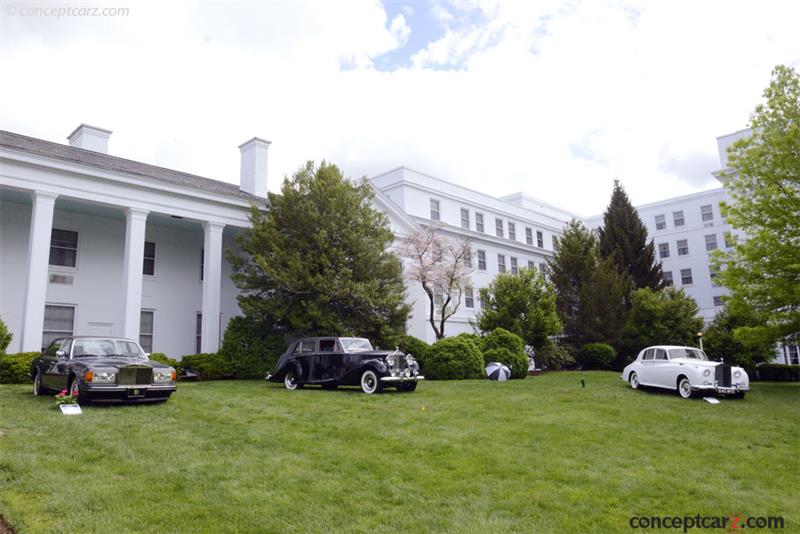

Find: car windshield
339;337;373;352
667;348;708;360
72;339;146;358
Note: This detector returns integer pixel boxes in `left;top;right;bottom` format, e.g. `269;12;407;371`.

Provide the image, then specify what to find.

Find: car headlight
90;370;116;383
385;354;397;367
153;368;176;382
734;370;741;378
703;369;711;377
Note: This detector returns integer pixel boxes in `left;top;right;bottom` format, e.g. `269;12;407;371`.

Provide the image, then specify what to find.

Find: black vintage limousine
30;336;177;403
267;337;424;394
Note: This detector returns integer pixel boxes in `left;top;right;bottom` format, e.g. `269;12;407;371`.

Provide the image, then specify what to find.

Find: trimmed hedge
535;343;575;370
481;328;527;379
425;337;484;380
218;316;286;379
397;335;430;371
0;352;40;384
757;364;800;381
179;353;233;380
576;343;616;370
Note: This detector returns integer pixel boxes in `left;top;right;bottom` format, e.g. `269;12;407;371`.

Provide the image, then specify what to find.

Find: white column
121;208;149;340
201;221;225;353
21;191;58;351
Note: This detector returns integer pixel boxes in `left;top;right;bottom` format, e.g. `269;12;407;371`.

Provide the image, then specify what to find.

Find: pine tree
597;181;663;290
228;161;411;346
577;257;630;348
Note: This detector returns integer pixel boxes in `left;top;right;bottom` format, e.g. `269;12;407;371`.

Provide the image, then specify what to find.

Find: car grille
716;365;732;387
118;366;153;386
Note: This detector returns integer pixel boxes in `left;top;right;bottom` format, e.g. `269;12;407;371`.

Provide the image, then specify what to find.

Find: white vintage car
621;345;749;399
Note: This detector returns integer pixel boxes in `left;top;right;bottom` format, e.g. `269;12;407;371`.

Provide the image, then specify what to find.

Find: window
713;296;723;307
705;234;718;251
538;263;546;276
480;293;488;310
497;254;506;273
319;339;337;352
508;222;516;241
463;248;472;268
296;340;315;353
140;311;154;353
525;227;533;245
658;242;670;259
430;199;440;221
49;229;78;267
43;305;75;349
460;208;470;230
677;239;689;256
510;257;518;275
528;260;535;270
475;213;484;233
681;268;693;285
673;210;685;227
655;214;666;230
196;313;202;353
143;241;156;276
710;266;720;286
642;348;655;360
200;249;204;281
663;271;673;286
655;348;668;360
536;230;544;248
465;287;474;308
724;233;734;249
552;235;559;251
495;218;504;238
433;283;443;308
786;345;799;365
701;204;713;222
477;250;487;270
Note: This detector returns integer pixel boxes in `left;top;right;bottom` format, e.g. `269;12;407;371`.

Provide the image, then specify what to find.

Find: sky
1;0;798;216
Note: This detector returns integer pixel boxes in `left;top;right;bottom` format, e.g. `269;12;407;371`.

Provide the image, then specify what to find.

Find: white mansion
1;125;797;364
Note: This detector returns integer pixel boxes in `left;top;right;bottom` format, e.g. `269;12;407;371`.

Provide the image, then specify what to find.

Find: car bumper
79;383;177;403
692;384;750;394
380;375;425;383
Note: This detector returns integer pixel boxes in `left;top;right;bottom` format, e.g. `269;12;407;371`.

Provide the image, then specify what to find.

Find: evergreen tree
597;181;663;290
228;161;410;346
577;257;630;348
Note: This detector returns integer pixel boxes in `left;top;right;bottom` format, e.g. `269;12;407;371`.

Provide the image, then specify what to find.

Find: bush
535;343;575;370
218;316;286;379
481;328;527;378
425;337;484;380
397;335;430;371
576;343;616;370
757;364;800;381
179;353;232;380
453;332;482;351
0;316;11;354
0;352;40;384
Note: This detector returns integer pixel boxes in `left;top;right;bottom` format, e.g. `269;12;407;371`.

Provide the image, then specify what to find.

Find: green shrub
218;316;286;379
481;328;527;378
454;332;482;351
0;352;40;384
179;353;232;380
576;343;617;370
0;316;11;354
148;353;182;378
535;343;575;370
425;336;484;380
397;335;430;370
757;364;800;381
483;347;528;379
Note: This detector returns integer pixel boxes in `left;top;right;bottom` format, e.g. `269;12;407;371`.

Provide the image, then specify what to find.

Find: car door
637;348;656;386
650;348;673;388
294;339;316;382
42;338;71;390
313;338;342;383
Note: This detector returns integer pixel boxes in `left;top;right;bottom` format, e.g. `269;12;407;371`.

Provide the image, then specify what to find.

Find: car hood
72;357;171;369
671;358;745;371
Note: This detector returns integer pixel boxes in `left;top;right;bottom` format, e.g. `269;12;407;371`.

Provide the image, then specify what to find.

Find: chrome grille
118;366;153;386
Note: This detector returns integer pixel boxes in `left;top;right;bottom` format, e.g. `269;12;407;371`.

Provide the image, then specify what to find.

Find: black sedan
30;336;177;403
267;337;424;394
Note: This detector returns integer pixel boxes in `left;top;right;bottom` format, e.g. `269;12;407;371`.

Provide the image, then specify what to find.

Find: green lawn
1;372;798;533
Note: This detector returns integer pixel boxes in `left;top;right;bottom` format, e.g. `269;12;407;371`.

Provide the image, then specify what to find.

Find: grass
0;372;798;533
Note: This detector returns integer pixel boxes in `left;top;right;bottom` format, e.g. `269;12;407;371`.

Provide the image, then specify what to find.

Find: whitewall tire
677;377;693;399
629;372;639;390
360;370;382;395
69;376;80;398
33;372;46;396
284;370;301;390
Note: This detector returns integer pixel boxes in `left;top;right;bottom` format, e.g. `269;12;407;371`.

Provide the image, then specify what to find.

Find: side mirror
55;350;67;359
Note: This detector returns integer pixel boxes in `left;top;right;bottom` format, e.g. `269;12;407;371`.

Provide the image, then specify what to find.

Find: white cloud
1;0;799;217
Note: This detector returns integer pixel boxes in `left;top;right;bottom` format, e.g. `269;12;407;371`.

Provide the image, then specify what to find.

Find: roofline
632;187;726;211
715;128;751;140
66;123;113;139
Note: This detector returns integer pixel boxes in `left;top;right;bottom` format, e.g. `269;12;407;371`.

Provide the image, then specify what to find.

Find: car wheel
677;377;693;399
629;372;639;390
397;382;417;392
360;369;383;395
284;370;302;390
32;371;47;396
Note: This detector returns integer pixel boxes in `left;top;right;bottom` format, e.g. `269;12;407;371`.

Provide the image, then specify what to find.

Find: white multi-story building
370;167;575;343
1;125;266;356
